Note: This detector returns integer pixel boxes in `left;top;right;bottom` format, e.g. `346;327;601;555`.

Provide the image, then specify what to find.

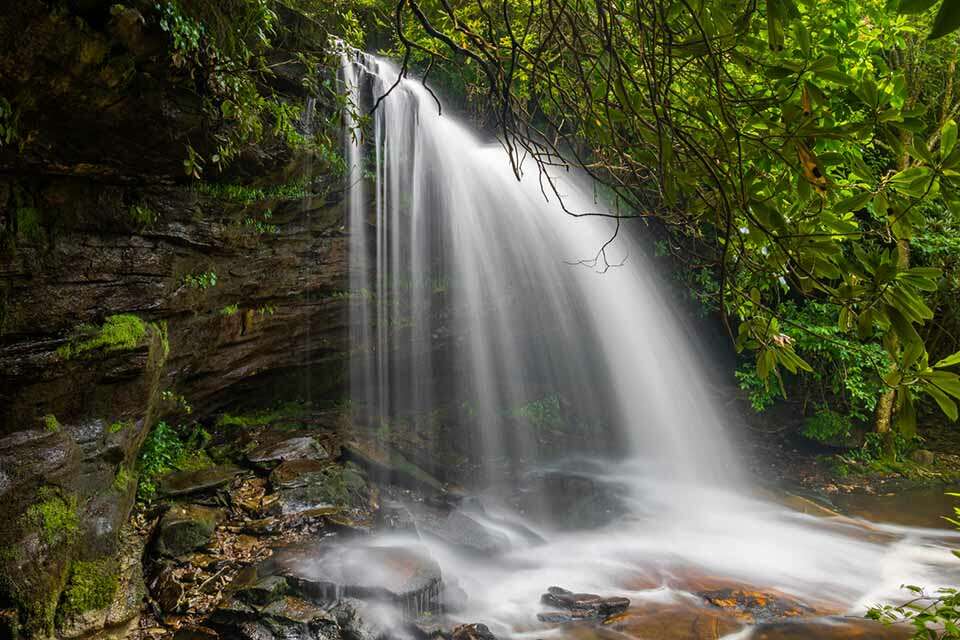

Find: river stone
699;588;813;622
538;586;630;621
158;464;243;497
451;623;497;640
154;504;224;558
248;436;331;467
233;542;443;617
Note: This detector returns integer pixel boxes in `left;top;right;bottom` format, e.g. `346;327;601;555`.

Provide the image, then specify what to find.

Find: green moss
24;487;79;546
15;206;42;241
129;204;158;227
113;466;134;492
194;178;312;204
41;414;60;432
108;419;132;433
27;596;59;637
216;401;308;428
154;320;170;359
59;559;118;619
58;314;147;359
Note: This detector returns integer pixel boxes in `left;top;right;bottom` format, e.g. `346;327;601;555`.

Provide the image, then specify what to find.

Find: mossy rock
154;504;224;558
268;462;367;517
58;558;119;621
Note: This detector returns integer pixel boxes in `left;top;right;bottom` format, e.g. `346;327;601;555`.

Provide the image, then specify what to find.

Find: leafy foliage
148;0;368;178
136;421;211;500
182;271;218;290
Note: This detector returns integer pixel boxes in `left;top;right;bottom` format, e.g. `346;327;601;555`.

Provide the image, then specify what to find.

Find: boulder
407;503;510;556
331;598;393;640
158;465;244;498
229;542;443;618
268;462;367;517
515;470;627;530
248;436;332;467
154;504;225;558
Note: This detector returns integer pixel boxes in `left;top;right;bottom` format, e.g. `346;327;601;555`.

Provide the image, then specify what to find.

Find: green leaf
793;22;810;56
924;370;960;399
935;351;960;369
885;306;922;346
925;383;959;421
834;191;873;214
815;69;857;86
930;0;960;39
942;119;958;159
895;387;917;436
890;166;932;197
808;56;837;73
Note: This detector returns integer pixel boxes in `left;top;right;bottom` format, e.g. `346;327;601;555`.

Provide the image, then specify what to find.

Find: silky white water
339;49;960;637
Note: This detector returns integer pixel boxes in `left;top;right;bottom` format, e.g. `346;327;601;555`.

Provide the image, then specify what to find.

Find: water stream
338;49;960;638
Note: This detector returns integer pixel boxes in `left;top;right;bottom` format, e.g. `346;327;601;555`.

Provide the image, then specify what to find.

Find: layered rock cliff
0;2;351;635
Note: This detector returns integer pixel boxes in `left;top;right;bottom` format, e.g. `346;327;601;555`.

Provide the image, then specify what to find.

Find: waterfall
340;49;739;487
336;49;960;637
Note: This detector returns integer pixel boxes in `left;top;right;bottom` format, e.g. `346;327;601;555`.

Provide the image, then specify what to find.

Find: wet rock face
514;469;627;530
268;461;368;517
0;1;352;634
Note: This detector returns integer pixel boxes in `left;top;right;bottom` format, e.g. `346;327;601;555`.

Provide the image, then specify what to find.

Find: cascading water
342;49;739;486
339;49;960;637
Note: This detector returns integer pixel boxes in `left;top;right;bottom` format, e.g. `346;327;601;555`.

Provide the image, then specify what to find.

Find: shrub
136;421;210;500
